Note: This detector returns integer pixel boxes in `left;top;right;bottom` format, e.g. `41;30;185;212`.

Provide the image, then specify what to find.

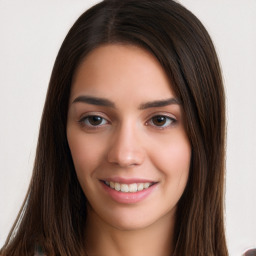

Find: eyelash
78;114;177;130
145;115;176;129
78;115;109;129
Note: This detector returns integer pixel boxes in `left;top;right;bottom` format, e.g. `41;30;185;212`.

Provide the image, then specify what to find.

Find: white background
0;1;255;255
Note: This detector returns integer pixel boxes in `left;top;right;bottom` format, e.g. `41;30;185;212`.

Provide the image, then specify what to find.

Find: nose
107;123;145;168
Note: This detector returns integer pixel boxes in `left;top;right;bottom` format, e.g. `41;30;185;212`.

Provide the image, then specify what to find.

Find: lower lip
101;182;157;204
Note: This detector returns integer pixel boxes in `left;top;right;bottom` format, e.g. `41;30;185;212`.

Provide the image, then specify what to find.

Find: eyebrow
72;95;115;108
139;98;181;109
72;95;181;109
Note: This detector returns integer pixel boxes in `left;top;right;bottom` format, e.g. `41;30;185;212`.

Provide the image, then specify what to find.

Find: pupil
89;116;102;125
153;116;166;126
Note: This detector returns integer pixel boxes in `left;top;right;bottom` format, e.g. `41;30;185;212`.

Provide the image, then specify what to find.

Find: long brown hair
1;0;228;255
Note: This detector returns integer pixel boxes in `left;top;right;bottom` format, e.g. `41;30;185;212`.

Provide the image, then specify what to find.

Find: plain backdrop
0;1;255;255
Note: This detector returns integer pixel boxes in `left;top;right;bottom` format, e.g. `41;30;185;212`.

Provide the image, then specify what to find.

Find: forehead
70;44;175;102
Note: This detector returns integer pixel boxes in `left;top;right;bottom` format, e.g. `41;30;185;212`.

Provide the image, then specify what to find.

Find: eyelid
78;111;110;121
78;112;111;129
145;112;177;129
146;111;177;121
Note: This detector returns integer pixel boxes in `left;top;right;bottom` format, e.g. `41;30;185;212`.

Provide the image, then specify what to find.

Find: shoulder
242;248;256;256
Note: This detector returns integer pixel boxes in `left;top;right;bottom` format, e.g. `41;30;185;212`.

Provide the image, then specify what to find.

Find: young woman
1;0;228;255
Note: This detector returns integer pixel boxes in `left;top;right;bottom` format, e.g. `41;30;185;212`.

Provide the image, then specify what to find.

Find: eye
147;115;176;128
79;115;108;127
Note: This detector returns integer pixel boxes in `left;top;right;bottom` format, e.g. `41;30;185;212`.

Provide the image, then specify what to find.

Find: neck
84;208;175;256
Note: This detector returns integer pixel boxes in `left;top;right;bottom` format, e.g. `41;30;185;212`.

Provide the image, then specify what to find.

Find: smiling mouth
103;181;155;193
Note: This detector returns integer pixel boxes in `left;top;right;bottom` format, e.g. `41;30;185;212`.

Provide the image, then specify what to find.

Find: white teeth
144;183;150;189
129;183;137;192
121;184;129;192
105;181;153;193
114;182;121;191
137;183;144;191
110;181;115;189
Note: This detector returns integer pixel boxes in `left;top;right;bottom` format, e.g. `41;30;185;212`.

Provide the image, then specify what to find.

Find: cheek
166;140;191;173
67;129;107;179
149;133;191;183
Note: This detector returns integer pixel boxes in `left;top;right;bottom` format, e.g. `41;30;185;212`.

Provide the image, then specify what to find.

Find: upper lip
100;177;157;184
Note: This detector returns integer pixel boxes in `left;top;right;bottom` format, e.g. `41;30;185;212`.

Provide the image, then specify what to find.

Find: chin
102;206;175;232
109;218;156;231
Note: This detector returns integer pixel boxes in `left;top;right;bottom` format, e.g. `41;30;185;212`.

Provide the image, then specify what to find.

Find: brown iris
151;116;167;126
88;116;103;126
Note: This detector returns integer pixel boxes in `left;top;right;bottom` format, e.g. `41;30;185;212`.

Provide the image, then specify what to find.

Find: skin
67;44;191;256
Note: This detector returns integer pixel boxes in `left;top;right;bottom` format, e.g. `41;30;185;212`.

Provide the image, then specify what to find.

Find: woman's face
67;44;191;231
